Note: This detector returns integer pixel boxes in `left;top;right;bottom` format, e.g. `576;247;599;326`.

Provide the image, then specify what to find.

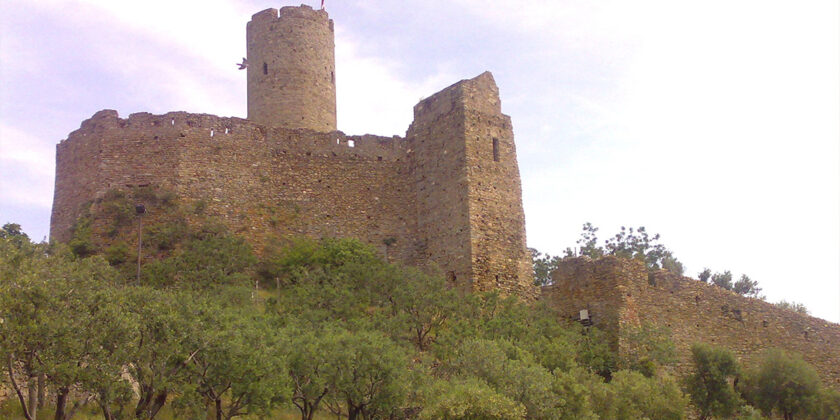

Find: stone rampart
542;257;840;390
51;109;417;263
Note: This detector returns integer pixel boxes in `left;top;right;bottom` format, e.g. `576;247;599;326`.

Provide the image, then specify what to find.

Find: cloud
334;26;456;136
0;124;55;208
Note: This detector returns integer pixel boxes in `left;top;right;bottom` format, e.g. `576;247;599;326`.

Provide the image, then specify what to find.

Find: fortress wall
52;112;107;242
247;6;336;131
50;110;418;263
51;110;189;241
176;124;417;261
541;257;641;345
542;257;840;390
408;80;474;291
460;73;536;298
631;269;840;390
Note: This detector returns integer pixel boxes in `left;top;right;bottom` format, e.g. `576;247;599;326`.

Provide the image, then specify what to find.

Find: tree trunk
135;389;167;419
55;387;69;420
216;399;223;420
101;402;114;420
147;392;167;419
302;401;318;420
348;401;361;420
6;354;32;420
28;376;38;420
38;374;47;409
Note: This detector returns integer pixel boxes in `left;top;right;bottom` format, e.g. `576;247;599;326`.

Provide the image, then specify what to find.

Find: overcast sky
1;0;838;322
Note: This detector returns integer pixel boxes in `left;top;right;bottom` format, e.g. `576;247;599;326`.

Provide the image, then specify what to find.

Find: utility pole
135;204;145;285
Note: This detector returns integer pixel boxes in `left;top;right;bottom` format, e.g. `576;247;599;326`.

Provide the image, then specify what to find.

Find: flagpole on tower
320;0;325;10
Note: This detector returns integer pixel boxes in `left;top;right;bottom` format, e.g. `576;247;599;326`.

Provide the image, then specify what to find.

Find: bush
741;348;821;420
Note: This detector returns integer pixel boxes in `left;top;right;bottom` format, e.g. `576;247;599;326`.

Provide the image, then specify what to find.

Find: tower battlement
50;6;536;298
413;72;502;120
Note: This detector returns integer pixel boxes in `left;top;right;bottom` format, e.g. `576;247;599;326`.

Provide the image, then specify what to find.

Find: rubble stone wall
542;257;840;390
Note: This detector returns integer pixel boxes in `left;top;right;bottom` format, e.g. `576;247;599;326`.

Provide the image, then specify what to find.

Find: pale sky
1;0;838;322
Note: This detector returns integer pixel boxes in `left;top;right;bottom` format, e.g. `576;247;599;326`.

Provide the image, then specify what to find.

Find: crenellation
277;4;329;22
250;8;279;22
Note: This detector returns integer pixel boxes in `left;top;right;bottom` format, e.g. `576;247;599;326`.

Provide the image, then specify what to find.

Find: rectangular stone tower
409;72;536;298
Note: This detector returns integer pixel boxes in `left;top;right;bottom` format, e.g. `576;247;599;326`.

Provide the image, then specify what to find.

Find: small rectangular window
492;138;499;162
263;62;268;75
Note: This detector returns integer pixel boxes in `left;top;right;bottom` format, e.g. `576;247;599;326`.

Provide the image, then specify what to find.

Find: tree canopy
2;208;838;420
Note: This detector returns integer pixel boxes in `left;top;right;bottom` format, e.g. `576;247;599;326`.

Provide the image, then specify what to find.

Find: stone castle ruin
50;5;536;298
48;4;838;391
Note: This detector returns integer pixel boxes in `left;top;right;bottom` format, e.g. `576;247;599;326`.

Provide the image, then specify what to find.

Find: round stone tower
246;5;336;131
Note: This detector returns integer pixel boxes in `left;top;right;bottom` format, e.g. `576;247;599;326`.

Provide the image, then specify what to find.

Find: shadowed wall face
246;6;336;131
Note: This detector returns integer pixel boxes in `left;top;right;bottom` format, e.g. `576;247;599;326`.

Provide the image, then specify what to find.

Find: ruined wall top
413;71;502;123
250;5;332;26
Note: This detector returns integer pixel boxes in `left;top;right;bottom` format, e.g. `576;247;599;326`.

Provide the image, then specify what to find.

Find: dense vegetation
1;191;837;419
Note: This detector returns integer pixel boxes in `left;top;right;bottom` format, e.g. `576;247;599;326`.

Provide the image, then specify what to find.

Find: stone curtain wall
247;6;336;131
51;74;535;296
541;257;641;347
633;269;840;391
176;122;417;262
542;257;840;391
51;110;187;242
50;110;416;263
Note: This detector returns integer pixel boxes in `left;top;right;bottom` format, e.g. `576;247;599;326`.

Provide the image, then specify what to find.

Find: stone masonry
541;257;840;391
247;6;336;131
49;5;536;298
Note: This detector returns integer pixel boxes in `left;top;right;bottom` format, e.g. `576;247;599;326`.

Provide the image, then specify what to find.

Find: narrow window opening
210;129;215;137
171;118;175;126
225;127;230;134
330;71;335;83
263;62;268;75
336;138;340;144
348;140;355;148
492;137;499;162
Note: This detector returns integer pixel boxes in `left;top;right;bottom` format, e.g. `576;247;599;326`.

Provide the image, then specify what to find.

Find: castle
49;4;536;298
48;4;838;390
